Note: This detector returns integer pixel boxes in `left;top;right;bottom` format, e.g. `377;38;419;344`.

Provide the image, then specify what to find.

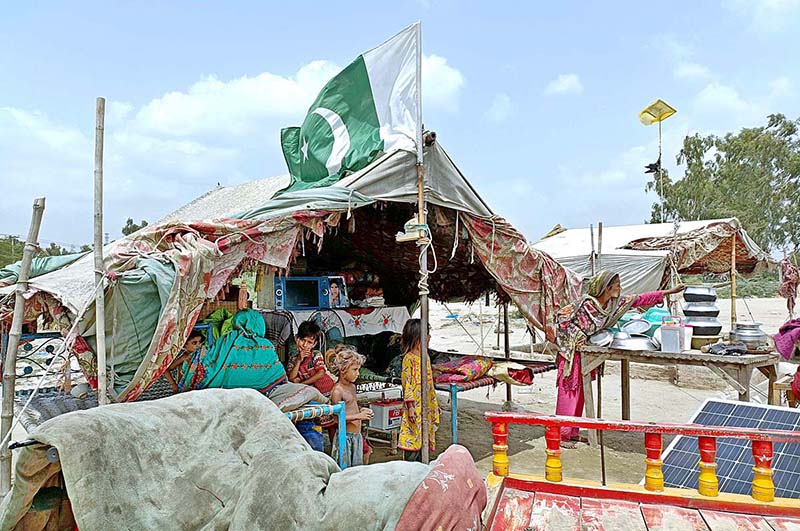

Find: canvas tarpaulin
0;253;86;288
533;218;770;295
0;389;485;530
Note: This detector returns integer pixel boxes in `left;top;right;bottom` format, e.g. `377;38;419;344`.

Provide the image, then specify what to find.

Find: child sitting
164;330;205;393
327;345;373;467
287;321;336;396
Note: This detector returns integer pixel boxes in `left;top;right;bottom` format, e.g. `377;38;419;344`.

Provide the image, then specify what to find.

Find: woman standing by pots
555;271;685;448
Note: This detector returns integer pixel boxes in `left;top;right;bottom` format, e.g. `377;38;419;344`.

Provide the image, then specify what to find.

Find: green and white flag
280;23;419;193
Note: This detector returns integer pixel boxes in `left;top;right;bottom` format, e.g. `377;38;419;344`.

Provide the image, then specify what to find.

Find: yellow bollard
644;433;664;492
697;436;719;497
492;422;509;477
544;426;563;482
751;440;775;502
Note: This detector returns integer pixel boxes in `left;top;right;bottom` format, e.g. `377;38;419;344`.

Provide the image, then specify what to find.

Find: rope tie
450;211;460;260
346;189;354;220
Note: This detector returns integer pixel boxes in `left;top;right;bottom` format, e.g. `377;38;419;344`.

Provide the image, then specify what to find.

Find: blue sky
3;1;799;248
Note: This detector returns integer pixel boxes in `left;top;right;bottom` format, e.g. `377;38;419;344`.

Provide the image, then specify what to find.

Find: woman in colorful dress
398;318;440;461
179;308;287;394
555;270;684;448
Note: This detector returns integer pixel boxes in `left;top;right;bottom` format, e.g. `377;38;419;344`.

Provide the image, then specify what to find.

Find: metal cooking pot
683;316;722;336
684;286;717;302
682;301;720;318
611;332;658;351
730;322;769;350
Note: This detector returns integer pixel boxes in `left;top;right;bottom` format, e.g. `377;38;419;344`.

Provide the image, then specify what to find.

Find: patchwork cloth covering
433;355;493;384
0;389;485;530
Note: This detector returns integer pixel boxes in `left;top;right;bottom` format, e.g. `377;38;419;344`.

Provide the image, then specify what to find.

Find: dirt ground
368;297;798;485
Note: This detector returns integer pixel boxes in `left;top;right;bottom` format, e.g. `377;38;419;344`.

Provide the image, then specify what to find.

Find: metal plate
588;329;613;347
621;319;651;335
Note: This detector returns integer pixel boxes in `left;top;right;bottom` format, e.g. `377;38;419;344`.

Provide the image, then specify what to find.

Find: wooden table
577;346;780;446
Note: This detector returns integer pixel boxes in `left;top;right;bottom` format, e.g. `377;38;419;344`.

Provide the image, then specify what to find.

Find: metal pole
658;119;664;223
94;97;108;405
731;234;737;331
1;197;45;495
414;22;430;464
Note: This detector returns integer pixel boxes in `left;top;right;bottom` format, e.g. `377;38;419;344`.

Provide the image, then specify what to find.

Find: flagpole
414;21;431;465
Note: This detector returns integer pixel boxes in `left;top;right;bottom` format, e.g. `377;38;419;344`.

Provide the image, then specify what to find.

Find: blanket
0;389;484;530
774;318;800;360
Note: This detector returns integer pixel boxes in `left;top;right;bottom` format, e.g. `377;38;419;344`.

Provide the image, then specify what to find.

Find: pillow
268;382;329;412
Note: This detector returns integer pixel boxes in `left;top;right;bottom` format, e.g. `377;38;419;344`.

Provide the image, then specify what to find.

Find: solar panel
660;399;800;499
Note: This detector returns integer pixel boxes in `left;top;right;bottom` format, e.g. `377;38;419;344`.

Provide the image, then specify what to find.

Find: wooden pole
94;97;108;406
589;224;596;275
503;302;511;403
414;23;430;464
730;234;737;331
597;222;603;272
0;197;46;495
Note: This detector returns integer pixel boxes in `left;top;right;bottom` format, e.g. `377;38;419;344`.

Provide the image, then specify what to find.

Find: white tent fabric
533;218;767;295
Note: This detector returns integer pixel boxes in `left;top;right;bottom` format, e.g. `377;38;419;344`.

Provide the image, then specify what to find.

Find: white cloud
674;62;712;81
485;93;512;123
422;54;465;112
134;61;341;137
544;74;584;96
770;76;793;98
1;54;467;244
724;0;800;33
693;82;752;114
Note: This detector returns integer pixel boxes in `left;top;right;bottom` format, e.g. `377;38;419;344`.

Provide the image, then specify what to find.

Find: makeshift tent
533;218;770;294
0;140;581;402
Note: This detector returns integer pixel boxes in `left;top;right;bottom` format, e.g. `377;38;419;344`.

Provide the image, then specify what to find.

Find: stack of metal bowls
683;286;722;339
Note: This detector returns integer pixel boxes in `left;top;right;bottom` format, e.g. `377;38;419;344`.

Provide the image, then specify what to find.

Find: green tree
0;236;23;268
122;218;149;236
647;114;800;253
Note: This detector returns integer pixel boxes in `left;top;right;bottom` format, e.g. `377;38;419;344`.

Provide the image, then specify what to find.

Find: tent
533;218;770;294
0;140;581;402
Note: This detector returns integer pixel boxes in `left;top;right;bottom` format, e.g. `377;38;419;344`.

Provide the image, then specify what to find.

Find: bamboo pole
0;197;46;495
94;97;108;406
597;222;603;272
503;302;511;403
731;234;737;331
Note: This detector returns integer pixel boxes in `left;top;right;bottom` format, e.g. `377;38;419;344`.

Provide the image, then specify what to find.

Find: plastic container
369;400;403;430
660;316;684;353
682;325;693;351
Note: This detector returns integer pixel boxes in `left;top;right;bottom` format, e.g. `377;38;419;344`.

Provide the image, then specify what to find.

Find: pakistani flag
280;23;419;193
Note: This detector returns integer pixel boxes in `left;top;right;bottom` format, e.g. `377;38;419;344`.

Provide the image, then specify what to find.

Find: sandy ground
367;297;798;486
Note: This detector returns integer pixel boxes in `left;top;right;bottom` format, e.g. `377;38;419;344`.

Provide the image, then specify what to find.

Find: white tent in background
533;218;770;294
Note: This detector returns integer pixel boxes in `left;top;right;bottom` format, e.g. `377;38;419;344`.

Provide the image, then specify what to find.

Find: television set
274;276;332;310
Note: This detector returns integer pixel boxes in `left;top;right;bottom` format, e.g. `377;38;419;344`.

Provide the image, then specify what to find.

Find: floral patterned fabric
462;214;583;343
399;352;440;453
395;445;486;531
433;355;492;384
179;309;287;393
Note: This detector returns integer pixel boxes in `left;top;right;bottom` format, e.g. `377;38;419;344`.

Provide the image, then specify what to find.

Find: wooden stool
771;374;797;407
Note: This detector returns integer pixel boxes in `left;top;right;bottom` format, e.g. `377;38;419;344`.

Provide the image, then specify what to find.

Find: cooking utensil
730;322;769;350
682;301;720;318
683;316;722;336
651;327;662;349
621;318;651;335
589;329;614;347
684;286;717;302
611;333;658;351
